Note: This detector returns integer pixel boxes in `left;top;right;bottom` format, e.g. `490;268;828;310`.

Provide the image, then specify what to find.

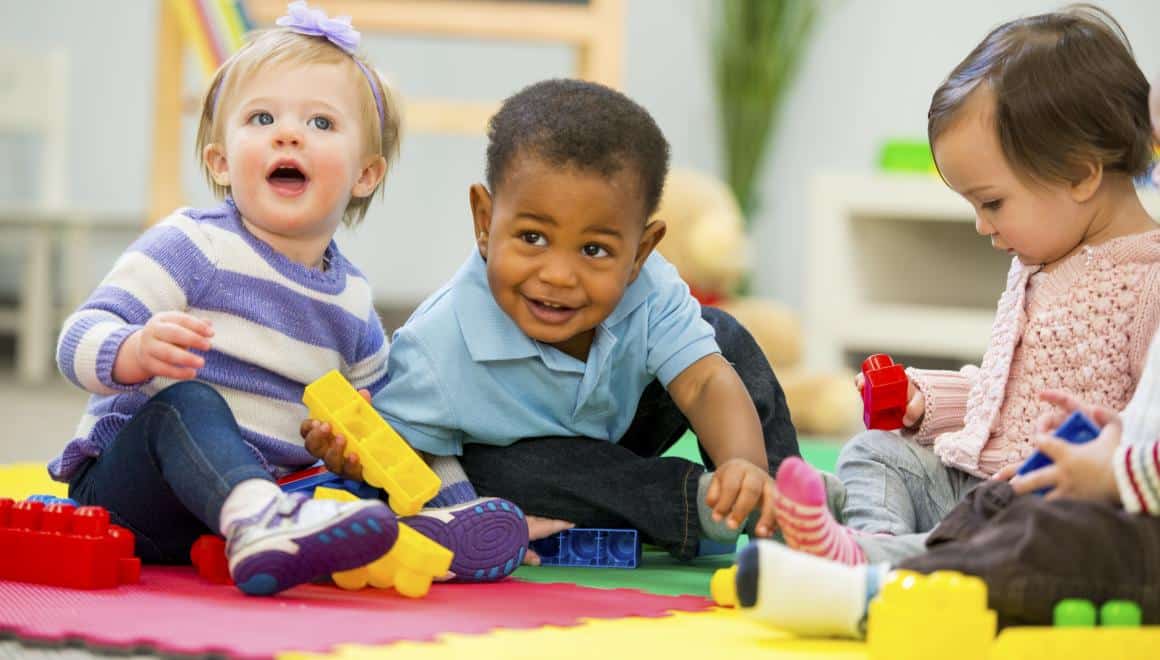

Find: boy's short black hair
485;79;671;218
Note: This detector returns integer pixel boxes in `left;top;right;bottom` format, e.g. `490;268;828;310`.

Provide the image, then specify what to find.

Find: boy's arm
304;330;462;480
668;353;766;469
667;353;776;535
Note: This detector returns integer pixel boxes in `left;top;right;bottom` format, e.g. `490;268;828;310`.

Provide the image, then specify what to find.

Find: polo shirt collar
454;251;541;363
452;250;654;368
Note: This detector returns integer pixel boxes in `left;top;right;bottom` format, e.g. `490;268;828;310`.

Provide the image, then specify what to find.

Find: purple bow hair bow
276;1;361;54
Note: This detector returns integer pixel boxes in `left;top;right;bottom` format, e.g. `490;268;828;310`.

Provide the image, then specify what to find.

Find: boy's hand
114;312;214;384
522;515;575;566
1011;391;1122;503
300;388;372;482
854;372;924;429
705;458;777;538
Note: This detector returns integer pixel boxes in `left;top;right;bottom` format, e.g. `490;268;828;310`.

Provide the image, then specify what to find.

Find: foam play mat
0;440;874;659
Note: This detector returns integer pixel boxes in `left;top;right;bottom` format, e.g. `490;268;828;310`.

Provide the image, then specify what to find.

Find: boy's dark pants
459;306;800;560
899;480;1160;627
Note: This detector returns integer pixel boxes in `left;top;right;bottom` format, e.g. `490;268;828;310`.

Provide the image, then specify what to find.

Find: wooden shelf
805;172;1160;371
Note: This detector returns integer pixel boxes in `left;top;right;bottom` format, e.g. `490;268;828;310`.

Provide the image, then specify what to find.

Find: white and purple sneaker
402;497;528;582
226;493;398;596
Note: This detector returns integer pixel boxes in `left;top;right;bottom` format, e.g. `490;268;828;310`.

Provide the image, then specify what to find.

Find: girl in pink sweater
773;5;1160;566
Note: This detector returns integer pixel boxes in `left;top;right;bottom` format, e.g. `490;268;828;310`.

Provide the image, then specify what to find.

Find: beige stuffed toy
652;168;861;436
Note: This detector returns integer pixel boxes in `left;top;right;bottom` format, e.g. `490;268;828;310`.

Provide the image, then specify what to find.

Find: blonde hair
195;28;402;226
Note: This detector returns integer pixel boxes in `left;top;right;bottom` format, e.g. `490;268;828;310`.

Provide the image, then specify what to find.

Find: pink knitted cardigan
907;230;1160;478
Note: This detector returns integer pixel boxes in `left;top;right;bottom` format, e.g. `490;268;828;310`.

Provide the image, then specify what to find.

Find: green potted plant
713;0;819;221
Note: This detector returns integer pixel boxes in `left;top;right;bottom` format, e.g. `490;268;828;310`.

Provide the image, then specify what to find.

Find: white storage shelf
805;173;1160;372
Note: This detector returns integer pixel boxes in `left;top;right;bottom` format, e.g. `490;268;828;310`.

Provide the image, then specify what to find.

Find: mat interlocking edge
0;567;712;658
277;609;869;660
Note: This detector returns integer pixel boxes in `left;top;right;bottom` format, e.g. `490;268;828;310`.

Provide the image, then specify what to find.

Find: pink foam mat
0;567;712;658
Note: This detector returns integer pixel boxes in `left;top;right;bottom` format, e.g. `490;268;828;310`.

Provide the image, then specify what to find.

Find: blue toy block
1016;411;1101;495
530;528;641;568
697;537;738;557
277;466;382;500
26;494;78;507
277;465;343;494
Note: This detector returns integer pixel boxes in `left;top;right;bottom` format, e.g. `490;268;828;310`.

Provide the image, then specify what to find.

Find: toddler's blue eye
308;116;332;130
248;112;274;126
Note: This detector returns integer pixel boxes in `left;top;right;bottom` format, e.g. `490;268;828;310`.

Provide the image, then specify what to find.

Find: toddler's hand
522;515;575;566
1012;395;1121;503
705;458;777;538
1034;389;1105;435
299;388;372;482
116;312;214;383
990;463;1020;482
854;373;925;429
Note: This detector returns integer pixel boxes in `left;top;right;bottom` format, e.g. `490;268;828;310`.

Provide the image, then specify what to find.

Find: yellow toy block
991;626;1160;660
315;487;453;598
867;570;996;660
711;566;738;607
303;370;440;515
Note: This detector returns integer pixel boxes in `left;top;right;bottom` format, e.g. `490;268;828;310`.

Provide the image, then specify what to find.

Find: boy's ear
352;155;388;198
630;219;666;282
203;143;230;187
1070;160;1103;204
469;183;494;260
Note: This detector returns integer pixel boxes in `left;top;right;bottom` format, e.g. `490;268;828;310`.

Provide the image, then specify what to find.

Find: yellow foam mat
279;608;868;660
0;463;66;500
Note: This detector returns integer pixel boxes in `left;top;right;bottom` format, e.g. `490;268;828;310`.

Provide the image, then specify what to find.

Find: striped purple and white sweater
50;201;389;482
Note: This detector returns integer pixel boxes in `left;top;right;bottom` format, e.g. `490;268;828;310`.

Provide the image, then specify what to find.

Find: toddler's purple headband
215;1;386;127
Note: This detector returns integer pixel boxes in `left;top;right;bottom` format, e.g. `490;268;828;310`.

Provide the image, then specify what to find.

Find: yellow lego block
314;487;453;598
711;566;738;607
303;370;440;515
991;626;1160;660
867;570;995;660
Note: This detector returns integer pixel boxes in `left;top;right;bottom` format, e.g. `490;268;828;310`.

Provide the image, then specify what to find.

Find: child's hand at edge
854;372;925;429
300;388;372;482
522;516;575;566
114;312;214;384
705;457;777;537
1010;389;1122;503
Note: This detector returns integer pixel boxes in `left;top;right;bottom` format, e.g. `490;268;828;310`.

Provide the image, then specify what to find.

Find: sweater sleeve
1126;267;1160;399
1115;440;1160;515
1122;327;1160;448
904;365;980;446
345;306;389;396
55;213;214;395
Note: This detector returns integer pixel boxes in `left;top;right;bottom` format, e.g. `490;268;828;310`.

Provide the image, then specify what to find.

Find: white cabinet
804;173;1160;372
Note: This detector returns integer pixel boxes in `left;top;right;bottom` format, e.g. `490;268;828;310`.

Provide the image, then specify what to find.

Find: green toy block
1100;600;1142;627
1054;599;1097;627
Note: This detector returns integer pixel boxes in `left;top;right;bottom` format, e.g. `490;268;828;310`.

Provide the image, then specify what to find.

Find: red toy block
190;534;233;585
0;498;140;589
862;354;909;430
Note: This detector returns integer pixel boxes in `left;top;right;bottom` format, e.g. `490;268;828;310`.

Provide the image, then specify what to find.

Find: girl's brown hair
928;4;1153;184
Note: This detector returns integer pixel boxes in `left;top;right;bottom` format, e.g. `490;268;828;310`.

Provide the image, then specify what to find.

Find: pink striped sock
774;457;866;566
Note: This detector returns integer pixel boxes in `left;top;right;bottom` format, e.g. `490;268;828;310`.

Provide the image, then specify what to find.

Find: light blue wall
1;0;1158;306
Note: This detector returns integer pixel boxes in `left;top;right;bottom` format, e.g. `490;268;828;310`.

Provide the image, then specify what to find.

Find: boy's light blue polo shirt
373;249;720;456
